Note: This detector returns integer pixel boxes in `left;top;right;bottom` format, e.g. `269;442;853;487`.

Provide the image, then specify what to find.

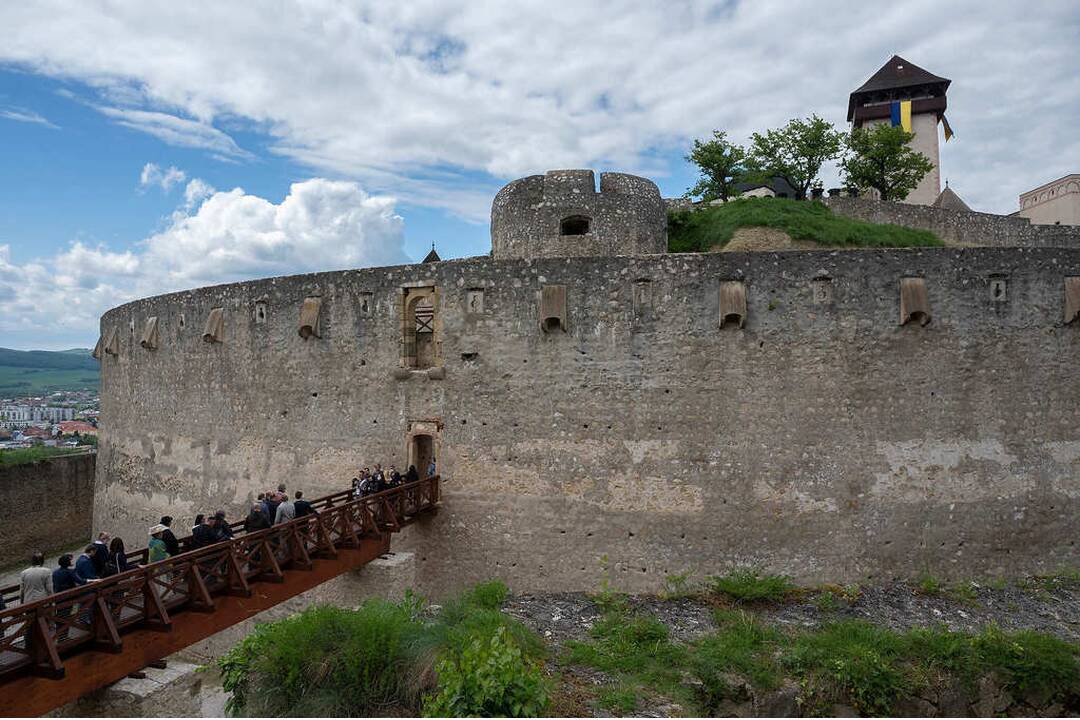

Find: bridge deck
0;476;439;717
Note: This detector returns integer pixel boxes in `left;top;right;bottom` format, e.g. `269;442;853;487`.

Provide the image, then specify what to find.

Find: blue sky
0;1;1076;350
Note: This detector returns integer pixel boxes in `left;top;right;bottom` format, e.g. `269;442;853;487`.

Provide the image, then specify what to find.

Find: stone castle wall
491;170;667;259
825;197;1080;248
94;248;1080;595
2;453;95;564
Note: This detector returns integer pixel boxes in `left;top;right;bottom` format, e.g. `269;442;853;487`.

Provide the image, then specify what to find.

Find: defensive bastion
93;170;1080;595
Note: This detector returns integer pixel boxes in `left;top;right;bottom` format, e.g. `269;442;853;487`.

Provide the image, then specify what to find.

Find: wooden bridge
0;476;440;716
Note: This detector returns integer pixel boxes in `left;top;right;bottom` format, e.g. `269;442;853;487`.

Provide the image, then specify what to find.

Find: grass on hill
0;446;88;466
667;197;942;253
0;347;99;395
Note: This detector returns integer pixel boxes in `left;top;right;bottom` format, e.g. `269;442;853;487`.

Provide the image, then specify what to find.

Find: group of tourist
4;481;327;609
352;459;433;498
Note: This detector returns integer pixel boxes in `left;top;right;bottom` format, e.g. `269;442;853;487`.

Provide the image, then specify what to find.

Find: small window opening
541;317;563;333
560;215;591;236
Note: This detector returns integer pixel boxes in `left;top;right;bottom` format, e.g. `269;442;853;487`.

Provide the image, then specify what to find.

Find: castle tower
848;55;951;206
490;170;667;260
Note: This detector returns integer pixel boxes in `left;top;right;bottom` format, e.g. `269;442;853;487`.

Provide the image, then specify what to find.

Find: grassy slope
0;348;98;395
668;197;942;253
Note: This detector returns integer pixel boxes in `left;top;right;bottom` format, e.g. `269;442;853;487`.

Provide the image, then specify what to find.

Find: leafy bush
424;626;549;717
708;568;794;603
668;197;942;253
218;601;424;717
217;582;547;717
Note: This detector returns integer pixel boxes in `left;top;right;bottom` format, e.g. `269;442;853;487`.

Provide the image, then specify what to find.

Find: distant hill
0;348;99;396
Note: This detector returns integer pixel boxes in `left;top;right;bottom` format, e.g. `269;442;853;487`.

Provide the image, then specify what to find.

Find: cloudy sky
0;1;1077;349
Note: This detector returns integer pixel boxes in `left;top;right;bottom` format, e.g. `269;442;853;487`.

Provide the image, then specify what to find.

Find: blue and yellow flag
941;114;954;142
890;101;913;132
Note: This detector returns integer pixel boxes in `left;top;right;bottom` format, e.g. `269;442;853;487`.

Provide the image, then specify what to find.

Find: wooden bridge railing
0;476;439;683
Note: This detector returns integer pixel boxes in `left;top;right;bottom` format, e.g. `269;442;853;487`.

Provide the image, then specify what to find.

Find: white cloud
100;107;252;160
183;178;214;208
139;162;187;192
0;179;406;346
0;2;1076;216
0;105;59;129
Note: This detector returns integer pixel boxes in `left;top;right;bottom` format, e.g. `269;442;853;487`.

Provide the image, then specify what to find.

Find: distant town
0;389;99;450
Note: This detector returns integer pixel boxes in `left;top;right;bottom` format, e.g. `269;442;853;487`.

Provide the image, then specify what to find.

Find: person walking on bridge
294;490;316;518
406;465;419;484
159;516;181;557
148;525;170;563
52;554;85;594
75;545;99;582
212;510;235;541
244;501;272;532
20;552;52;604
274;493;296;524
91;532;110;576
191;514;215;549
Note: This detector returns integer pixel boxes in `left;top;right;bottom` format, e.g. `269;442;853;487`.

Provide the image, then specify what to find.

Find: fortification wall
1;453;95;564
94;248;1080;595
825;197;1080;248
491;170;667;259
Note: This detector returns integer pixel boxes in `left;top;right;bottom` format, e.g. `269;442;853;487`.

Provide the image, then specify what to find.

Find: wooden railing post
92;597;122;652
143;573;172;631
29;610;64;679
225;546;252;597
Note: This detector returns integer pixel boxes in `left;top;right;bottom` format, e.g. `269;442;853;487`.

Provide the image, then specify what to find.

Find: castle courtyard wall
94;248;1080;594
2;452;96;564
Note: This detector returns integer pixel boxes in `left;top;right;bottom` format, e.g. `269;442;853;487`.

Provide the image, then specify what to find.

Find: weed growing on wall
708;567;796;603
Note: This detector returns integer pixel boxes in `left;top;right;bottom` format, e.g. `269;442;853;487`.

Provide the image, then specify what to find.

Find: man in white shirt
20;552;53;604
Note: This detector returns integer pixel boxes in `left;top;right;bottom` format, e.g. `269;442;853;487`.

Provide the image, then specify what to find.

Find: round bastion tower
490;169;667;259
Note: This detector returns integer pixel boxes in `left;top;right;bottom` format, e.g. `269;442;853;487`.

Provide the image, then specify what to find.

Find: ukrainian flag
890;100;913;132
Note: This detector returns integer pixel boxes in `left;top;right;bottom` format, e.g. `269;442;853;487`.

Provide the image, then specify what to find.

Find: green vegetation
744;114;846;200
668;197;942;253
0;347;98;395
708;568;795;603
659;571;697;600
842;123;935;201
692;610;782;712
564;605;690;710
564;601;1080;716
217;582;548;717
915;570;943;596
0;446;87;466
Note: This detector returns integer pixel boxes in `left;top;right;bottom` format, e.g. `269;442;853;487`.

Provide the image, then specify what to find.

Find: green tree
841;123;935;201
746;115;845;200
684;131;748;202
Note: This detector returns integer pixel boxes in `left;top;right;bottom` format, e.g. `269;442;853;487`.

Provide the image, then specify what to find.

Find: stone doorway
407;420;440;479
411;434;434;479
